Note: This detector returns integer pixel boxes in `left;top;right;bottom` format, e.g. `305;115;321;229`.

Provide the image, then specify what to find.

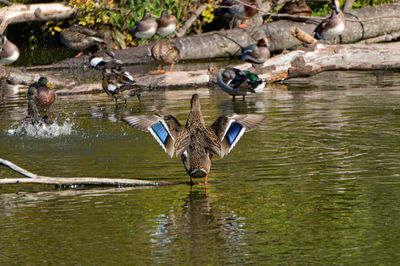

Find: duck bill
46;82;53;88
189;169;208;178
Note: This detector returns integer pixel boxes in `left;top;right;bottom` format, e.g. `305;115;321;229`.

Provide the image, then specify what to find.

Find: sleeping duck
151;39;180;73
217;67;265;100
122;94;266;184
221;0;259;28
279;0;312;17
60;25;106;57
131;13;158;39
242;38;271;64
0;34;20;65
313;0;345;41
156;11;177;37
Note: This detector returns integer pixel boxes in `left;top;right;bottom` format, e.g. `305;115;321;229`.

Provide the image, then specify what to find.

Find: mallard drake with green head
217;67;265;100
313;0;345;41
151;39;180;73
242;38;271;64
156;11;177;37
27;77;56;113
101;68;142;105
60;25;106;57
122;94;266;184
131;13;158;39
0;34;20;65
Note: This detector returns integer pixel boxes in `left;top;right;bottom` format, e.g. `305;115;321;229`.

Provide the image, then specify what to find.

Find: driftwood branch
0;3;75;33
290;26;317;44
176;3;208;38
343;0;356;12
0;158;173;187
356;30;400;44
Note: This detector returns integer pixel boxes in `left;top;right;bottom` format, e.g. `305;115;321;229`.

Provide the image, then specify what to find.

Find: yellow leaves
54;26;62;32
202;3;215;23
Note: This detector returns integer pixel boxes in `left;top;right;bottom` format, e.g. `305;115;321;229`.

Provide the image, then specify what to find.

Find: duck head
190;93;201;112
331;0;341;14
257;38;270;48
38;77;52;88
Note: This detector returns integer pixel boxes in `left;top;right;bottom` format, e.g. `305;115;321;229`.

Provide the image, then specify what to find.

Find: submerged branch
0;158;173;187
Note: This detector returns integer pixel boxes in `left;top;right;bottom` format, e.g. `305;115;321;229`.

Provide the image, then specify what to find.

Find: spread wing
210;114;266;157
122;114;183;157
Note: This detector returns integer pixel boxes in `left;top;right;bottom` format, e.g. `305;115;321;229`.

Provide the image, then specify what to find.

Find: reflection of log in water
0;157;173;187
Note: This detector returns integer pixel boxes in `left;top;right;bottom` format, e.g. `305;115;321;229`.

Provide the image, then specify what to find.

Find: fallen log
3;41;400;94
0;157;173;187
0;3;75;34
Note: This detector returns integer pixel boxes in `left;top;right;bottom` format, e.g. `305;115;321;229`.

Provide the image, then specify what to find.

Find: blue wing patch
226;122;243;145
151;121;169;144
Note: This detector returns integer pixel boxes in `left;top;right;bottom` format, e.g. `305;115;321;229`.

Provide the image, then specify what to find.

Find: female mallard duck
131;13;158;39
122;94;266;184
221;0;259;28
60;25;106;57
242;38;271;64
101;68;142;105
27;77;56;113
278;0;312;17
151;39;180;73
0;34;20;65
156;11;177;37
313;0;345;41
217;67;265;100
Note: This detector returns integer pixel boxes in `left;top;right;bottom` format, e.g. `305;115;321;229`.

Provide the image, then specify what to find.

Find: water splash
6;118;74;138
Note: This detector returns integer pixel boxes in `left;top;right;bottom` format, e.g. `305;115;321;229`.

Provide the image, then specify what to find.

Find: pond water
1;70;400;264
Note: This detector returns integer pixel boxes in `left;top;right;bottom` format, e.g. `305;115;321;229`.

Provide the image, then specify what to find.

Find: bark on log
53;41;400;94
22;3;400;69
0;3;75;34
2;41;400;93
0;157;173;187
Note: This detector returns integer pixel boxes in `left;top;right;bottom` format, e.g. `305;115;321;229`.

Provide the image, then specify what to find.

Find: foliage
41;0;223;48
309;0;393;16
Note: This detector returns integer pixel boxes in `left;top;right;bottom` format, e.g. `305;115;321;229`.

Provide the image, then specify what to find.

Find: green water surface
0;70;399;264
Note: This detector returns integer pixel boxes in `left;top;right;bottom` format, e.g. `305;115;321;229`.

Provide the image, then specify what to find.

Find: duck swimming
0;34;20;65
60;25;106;57
27;77;56;116
313;0;345;41
217;67;265;100
242;38;271;64
122;94;266;184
